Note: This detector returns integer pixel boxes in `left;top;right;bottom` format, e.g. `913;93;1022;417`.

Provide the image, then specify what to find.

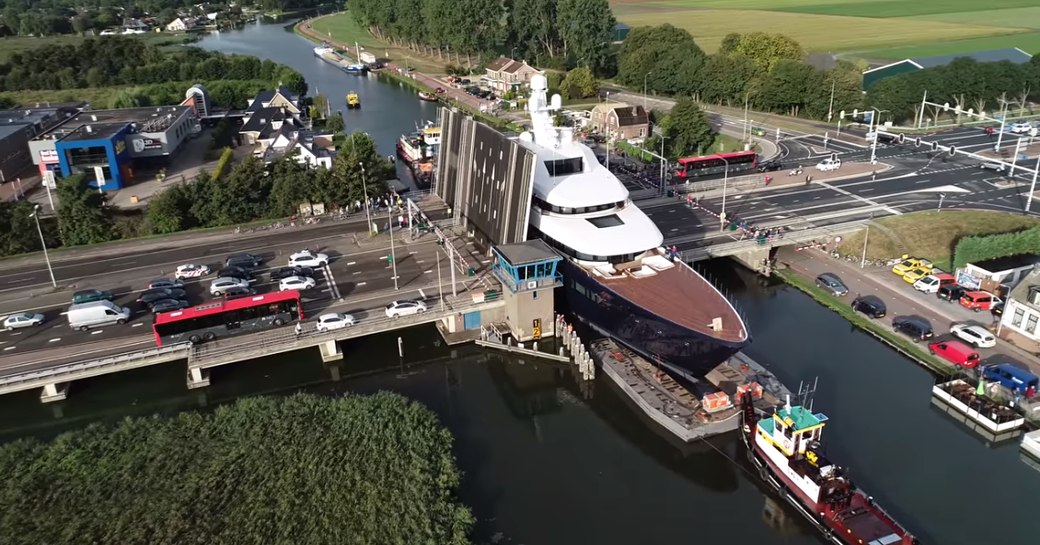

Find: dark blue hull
559;259;747;380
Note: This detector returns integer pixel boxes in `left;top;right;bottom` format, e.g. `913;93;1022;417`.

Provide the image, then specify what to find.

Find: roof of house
864;48;1033;74
486;57;513;72
972;255;1040;274
246;87;299;112
1007;268;1040;306
240;107;286;136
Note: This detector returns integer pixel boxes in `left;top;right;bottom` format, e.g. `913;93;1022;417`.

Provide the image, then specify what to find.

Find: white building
259;129;335;169
1000;269;1040;341
166;17;194;32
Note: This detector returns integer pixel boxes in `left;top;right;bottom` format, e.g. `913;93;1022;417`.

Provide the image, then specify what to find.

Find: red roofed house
484;57;544;94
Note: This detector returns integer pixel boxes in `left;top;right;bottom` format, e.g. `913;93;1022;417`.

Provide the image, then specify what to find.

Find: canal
1;22;1035;545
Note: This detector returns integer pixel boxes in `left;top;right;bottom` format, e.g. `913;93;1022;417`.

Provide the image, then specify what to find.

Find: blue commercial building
55;122;133;190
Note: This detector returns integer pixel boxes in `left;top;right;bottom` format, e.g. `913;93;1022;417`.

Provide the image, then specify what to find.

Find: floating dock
931;379;1025;443
1022;429;1040;473
591;339;791;442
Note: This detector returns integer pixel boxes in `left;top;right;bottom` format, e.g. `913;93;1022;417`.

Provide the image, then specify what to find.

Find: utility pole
743;92;751;142
30;205;57;288
359;160;373;235
826;81;835;125
917;90;927;129
437;250;443;310
860;215;872;268
937;192;946;212
1010;137;1024;178
643;71;652;113
1027;154;1040;213
996;99;1010;152
718;154;731;231
388;207;398;290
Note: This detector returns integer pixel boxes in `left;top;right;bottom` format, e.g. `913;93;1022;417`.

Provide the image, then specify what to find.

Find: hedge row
211;147;235;181
953;226;1040;269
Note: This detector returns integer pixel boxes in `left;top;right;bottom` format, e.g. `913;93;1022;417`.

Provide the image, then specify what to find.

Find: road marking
5;277;33;284
347;261;356;266
415;259;425;264
390;276;400;280
49;338;61;342
132;323;143;327
324;264;342;299
379;256;388;260
10;331;22;336
3;346;13;351
816;180;903;215
357;281;367;286
424;270;432;274
409;251;418;255
91;330;103;335
353;271;362;275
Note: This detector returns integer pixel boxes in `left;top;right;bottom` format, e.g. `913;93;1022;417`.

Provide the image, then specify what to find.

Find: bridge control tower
491;240;563;342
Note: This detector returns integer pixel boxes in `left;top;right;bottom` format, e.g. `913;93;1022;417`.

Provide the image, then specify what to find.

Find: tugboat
740;393;918;545
346;92;360;110
396;131;429;164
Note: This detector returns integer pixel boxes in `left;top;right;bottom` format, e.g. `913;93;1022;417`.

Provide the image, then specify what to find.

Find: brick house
484;57;544;94
590;102;650;141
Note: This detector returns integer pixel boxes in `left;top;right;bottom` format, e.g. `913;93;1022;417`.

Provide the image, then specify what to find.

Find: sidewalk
672;160;893;200
779;246;1040;380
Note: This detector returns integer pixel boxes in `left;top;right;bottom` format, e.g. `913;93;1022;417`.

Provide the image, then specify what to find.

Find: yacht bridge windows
532;195;626;215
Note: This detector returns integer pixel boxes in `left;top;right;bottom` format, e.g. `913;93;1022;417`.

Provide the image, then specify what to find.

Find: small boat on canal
417;91;438;102
346;92;360;110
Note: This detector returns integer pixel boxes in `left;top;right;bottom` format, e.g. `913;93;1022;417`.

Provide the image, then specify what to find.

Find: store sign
132;137;163;153
956;270;981;290
39;149;59;164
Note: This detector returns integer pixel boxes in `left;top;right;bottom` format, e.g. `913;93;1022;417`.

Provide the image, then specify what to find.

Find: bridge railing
0;342;192;391
677;220;868;261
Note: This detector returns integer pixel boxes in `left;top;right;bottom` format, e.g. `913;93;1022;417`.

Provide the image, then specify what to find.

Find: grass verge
835;210;1040;271
305;12;447;74
775;268;956;376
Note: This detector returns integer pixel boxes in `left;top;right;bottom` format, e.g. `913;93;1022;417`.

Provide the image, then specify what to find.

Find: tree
557;0;615;73
718;33;741;55
509;0;563;61
147;183;193;234
0;200;41;256
71;15;92;35
759;59;818;116
700;53;761;106
731;32;804;73
617;24;705;95
560;66;598;99
56;173;112;246
328;131;392;207
663;98;715;158
324;113;345;134
269;158;319;217
210;157;271;225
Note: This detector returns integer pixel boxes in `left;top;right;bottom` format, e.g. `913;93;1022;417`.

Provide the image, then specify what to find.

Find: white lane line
424;270;432;274
5;277;33;284
10;331;22;336
49;338;61;342
357;281;367;286
347;261;356;266
3;346;14;351
132;323;143;327
815;180;903;216
324;264;342;299
352;271;362;275
409;251;418;255
379;256;388;260
415;259;425;264
91;330;104;335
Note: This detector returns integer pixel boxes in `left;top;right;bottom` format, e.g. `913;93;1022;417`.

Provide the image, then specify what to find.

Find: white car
209;276;250;296
384;299;427;318
279;276;316;291
1010;122;1033;134
288;250;330;268
980;162;1006;173
950;324;996;349
3;312;45;330
175;264;211;279
816;158;841;172
316;312;356;331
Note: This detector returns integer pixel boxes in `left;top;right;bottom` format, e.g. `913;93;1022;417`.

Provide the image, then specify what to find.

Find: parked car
928;340;980;368
218;286;257;300
136;288;187;306
851;296;886;318
891;255;932;276
72;289;114;305
225;253;263;269
959;291;1002;312
279;276;316;291
270;266;316;281
174;264;211;279
815;158;841;171
3;312;45;330
892;316;934;342
148;278;184;290
149;299;191;314
218;266;254;280
757;161;783;173
209;277;250;296
937;285;968;303
991;302;1005;317
950;323;997;348
913;273;956;294
384;299;427;318
287;250;330;268
316;313;357;331
902;267;932;284
815;273;849;296
982;363;1039;395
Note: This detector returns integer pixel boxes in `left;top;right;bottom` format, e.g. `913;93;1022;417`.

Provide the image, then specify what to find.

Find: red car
435;87;445;94
928;340;981;368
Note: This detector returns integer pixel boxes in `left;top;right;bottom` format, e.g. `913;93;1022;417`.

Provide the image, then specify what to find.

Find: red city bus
152;290;303;346
675;151;758;179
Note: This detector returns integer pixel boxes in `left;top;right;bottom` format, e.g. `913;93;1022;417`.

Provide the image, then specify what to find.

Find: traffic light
930;141;939;152
948;145;957;157
897;133;905;144
915;137;922;148
830;152;837;162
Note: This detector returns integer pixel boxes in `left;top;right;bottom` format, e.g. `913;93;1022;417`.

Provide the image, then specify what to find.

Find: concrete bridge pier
731;246;776;276
318;339;343;363
186;367;210;389
327;362;344;382
40;382;69;403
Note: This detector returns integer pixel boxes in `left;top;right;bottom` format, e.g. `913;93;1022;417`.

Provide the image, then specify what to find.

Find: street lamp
717;154;731;231
643;71;652;113
868;108;890;165
29;205;56;288
358;161;373;235
388;207;398;290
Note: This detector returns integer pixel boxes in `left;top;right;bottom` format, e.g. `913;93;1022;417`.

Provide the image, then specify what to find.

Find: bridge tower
491;240;563;342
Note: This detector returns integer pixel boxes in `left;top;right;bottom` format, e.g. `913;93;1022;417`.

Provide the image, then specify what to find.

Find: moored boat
396;132;430;164
418;91;438;102
740;394;918;545
346;92;360;110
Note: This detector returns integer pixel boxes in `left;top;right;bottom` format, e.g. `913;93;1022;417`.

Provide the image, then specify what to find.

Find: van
927;340;981;368
982;363;1039;395
67;300;132;331
913;273;956;294
959;291;1002;312
937;285;967;303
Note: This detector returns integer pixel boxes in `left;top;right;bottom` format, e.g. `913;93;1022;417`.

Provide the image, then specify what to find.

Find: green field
307;13;447;74
0;33;190;63
610;0;1040;60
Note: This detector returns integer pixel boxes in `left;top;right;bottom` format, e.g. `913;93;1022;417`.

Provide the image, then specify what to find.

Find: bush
211;147;234;180
953;227;1040;269
0;393;474;545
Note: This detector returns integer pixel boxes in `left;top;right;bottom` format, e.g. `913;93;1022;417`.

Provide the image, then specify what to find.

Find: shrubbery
953;227;1040;269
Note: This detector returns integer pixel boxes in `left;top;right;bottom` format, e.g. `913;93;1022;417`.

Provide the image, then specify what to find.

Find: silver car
209;276;250;296
3;312;45;330
815;273;849;297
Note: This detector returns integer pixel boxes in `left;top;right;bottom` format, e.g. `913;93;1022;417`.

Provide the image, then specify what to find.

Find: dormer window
1030;286;1040;306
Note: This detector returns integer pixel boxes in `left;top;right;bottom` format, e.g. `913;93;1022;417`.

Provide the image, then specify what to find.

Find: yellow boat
346;92;360;109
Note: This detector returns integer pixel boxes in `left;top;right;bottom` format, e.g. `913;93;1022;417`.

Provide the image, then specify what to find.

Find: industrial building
29;105;199;190
0;103;86;180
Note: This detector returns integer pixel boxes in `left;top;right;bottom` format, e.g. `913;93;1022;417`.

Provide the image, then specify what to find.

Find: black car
270;266;315;281
218;266;254;280
991;302;1005;317
136;288;187;305
852;295;886;318
757;161;784;172
149;299;191;314
225;253;263;269
215;286;257;300
892;316;934;342
937;285;967;303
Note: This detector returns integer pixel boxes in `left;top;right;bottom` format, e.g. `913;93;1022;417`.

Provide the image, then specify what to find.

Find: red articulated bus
675;151;758;179
152;290;303;347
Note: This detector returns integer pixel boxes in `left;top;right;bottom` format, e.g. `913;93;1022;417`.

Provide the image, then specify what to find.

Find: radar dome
530;74;548;91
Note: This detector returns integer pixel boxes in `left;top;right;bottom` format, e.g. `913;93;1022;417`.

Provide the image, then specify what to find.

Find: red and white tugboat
740;394;918;545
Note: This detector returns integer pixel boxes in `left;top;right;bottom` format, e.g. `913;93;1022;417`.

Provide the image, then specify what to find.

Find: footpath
779;246;1040;382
